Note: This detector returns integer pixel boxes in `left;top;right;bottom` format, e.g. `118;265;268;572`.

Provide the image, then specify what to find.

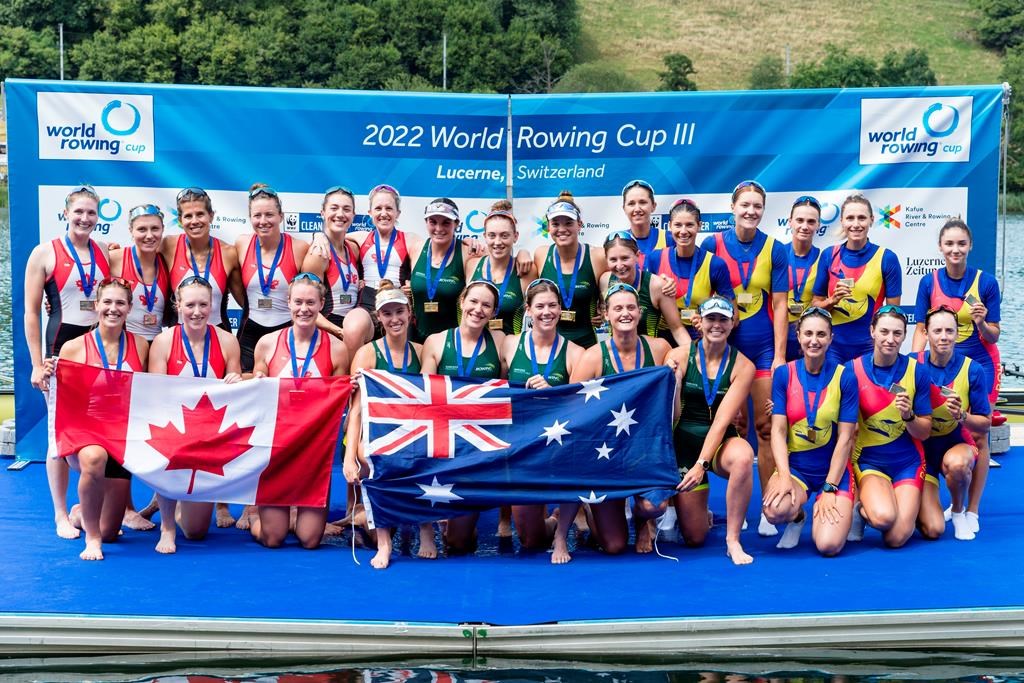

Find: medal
381;339;410;373
257;298;273;310
488;319;504;330
424;301;439;313
560;310;576;322
789;303;804;316
65;236;98;299
373;228;397;280
329;240;356;299
93;329;126;371
256;235;285;299
80;300;96;311
143;314;158;326
529;333;560;381
181;324;211;377
424;238;456;302
455;329;486;377
609;338;641;374
289;328;319;379
737;292;754;305
131;246;159;316
698;342;729;406
797;361;826;440
338;294;353;305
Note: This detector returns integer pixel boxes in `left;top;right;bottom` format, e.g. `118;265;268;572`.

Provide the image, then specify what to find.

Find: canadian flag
48;360;352;507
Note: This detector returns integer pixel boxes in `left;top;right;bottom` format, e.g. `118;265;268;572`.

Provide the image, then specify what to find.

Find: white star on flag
577;378;607;402
541;419;571;445
595;443;613;460
608;403;638;436
416;476;464;507
578;490;607;504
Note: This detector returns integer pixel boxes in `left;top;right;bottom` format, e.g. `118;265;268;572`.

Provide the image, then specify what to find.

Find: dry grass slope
579;0;1003;90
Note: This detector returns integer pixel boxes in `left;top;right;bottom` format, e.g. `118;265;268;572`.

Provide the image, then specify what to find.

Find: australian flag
359;366;680;529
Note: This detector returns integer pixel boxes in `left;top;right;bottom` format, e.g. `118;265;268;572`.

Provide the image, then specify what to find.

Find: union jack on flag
359;367;681;529
363;370;512;459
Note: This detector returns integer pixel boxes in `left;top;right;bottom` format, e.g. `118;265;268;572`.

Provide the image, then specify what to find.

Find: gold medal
488;319;504;330
424;301;439;313
789;303;804;316
807;429;818;443
560;310;576;322
143;313;158;326
79;300;95;311
737;293;754;305
680;308;695;322
838;277;855;289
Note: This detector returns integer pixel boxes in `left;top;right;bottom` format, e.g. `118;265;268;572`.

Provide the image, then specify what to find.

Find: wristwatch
902;412;915;422
822;481;839;494
698;459;711;471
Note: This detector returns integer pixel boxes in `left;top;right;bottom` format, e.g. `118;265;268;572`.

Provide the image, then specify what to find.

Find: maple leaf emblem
146;393;255;494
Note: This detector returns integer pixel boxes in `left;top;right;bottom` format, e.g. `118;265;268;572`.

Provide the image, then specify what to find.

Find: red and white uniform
240;233;299;327
166;324;227;378
120;248;171;340
324;240;361;320
266;329;334;378
169;235;230;327
83;331;145;371
45;238;111;327
356;229;409;289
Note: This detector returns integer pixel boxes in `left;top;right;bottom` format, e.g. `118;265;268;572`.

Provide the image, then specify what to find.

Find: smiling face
177;282;213;330
369;190;400;232
669;209;700;250
700;311;734;343
526;288;561;333
841;200;872;248
871;314;906;360
484;216;517;261
548;215;580;247
95;282;132;330
425;214;457;243
460;283;498;330
130;215;164;254
926;309;958;357
797;314;832;360
622;186;656;231
249;197;282;239
604;290;640;333
939;226;971;269
288;281;324;327
605;243;638;283
65;197;99;240
789;205;820;245
178;200;213;241
321;191;354;240
377;301;411;338
731;189;764;232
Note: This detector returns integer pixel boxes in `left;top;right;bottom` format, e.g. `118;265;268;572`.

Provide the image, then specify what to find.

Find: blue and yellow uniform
850;353;932;488
704;230;788;374
771;359;857;496
647;246;733;341
918;350;990;485
785;243;821;360
631;226;674;270
813;242;902;363
915;268;1001;403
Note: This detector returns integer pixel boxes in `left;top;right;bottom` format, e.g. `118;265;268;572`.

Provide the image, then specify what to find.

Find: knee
77;450;107;475
299;535;322;550
918;520;944;540
182;528;209;541
944;460;971;481
681;524;708;548
259;529;287;549
723;447;754;474
518;532;547;552
816;539;845;557
754;416;773;442
602;537;627;555
864;506;896;530
635;498;665;519
763;506;791;526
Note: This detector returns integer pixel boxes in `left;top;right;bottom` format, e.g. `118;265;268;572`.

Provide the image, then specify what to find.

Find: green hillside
579;0;1003;90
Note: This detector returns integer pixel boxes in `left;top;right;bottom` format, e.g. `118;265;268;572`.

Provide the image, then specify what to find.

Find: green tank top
599;336;656;375
437;327;502;379
677;342;738;440
507;333;570;386
410;239;465;342
372;339;422;373
471;257;524;335
540;244;598;348
610;270;659;337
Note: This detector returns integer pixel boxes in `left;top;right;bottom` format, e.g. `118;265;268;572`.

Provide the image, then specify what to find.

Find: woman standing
555;283;671;563
25;185;111;540
620;179;673;266
764;308;858;555
40;277;148;560
353;184;411;311
465;201;535;335
811;193;902;363
703;180;788;536
916;306;991;541
646;199;733;343
420;281;506;555
533;191;607;349
784;197;822;360
911;219;1001;534
849;306;932;548
108;205;172;341
147;276;243;554
235;184;309;372
249;274;349;549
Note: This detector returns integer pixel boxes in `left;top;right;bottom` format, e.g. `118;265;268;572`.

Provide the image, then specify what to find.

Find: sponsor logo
860;96;972;164
97;198;122;222
283;212;325;233
878;204;902;229
37;92;154;162
463;210;486;234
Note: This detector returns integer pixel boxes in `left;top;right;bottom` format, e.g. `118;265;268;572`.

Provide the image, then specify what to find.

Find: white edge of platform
3;607;1024;656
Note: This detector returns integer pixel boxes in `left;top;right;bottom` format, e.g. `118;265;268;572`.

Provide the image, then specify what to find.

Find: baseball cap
424;198;459;221
699;296;735;318
546;201;581;221
375;287;410;310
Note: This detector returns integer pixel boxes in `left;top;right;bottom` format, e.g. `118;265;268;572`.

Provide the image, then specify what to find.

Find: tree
657;53;697;91
0;26;60;81
73;24;180;83
1003;46;1024;192
789;45;876;88
877;48;937;86
552;62;641;93
975;0;1024;51
749;55;786;90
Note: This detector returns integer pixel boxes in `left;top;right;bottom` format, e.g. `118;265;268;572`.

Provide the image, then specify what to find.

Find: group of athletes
24;179;1002;568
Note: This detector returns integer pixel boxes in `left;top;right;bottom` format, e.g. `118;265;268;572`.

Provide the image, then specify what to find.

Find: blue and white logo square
37;92;154;162
860;96;972;165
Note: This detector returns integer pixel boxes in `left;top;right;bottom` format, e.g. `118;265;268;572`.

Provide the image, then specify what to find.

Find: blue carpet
1;451;1022;626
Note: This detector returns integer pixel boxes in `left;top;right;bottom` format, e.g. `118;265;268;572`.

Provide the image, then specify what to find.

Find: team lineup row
25;181;1002;568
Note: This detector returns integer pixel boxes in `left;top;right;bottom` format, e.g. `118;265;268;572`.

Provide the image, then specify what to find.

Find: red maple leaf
146;393;256;495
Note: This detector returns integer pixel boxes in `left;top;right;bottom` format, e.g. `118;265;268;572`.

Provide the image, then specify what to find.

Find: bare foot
215;503;236;528
138;494;159;520
79;536;103;560
635;519;654;554
496;506;513;538
122;509;156;531
726;540;753;565
235;505;257;530
418;523;438;559
573;506;590;534
371;535;393;569
68;504;83;530
322;522;344;537
551;536;572;564
155;529;177;554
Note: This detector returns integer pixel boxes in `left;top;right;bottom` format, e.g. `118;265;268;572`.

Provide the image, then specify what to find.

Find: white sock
758;512;778;537
847;504;865;542
657;505;677;531
951;511;976;541
943;504;952;522
966;511;980;533
776;514;806;549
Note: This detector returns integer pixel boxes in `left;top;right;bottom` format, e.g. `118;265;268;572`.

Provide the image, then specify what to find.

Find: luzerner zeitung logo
859;96;972;165
37;92;155;162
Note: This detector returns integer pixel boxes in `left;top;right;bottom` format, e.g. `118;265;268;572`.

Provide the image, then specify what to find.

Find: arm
249;334;273;379
218;329;243;383
343;384;365;483
419;333;444;374
568;345;603;383
771;291;788;369
24;245;49;388
911;322;927;353
330;336;350;376
663;346;689;425
514;248;533;276
652;276;689;347
224;243;246;309
894;391;931;440
146;331;171;374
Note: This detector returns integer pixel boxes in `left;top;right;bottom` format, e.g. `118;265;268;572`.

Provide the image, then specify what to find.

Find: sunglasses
248;186;279;199
292;272;323;284
622;179;655;195
324;185;354;197
178;275;212;288
370;183;400;197
527;277;558;290
925;304;959;324
604;230;638;245
176;187;209;202
605;282;639;300
793;195;821;210
799;305;832;320
671;197;699;210
874;304;908;323
66;184;99;202
129;204;164;221
734;179;766;193
97;276;132;289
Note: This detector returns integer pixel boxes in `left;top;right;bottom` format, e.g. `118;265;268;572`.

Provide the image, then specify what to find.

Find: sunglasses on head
66;184;99;202
605;282;639;300
176;187;209;202
97;276;132;289
324;185;354;197
292;272;323;285
178;275;212;288
671;197;699;210
527;277;558;290
370;183;400;197
874;304;908;323
604;230;638;245
622;179;655;195
799;305;832;320
129;204;164;221
734;179;766;193
793;195;821;210
248;186;279;199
